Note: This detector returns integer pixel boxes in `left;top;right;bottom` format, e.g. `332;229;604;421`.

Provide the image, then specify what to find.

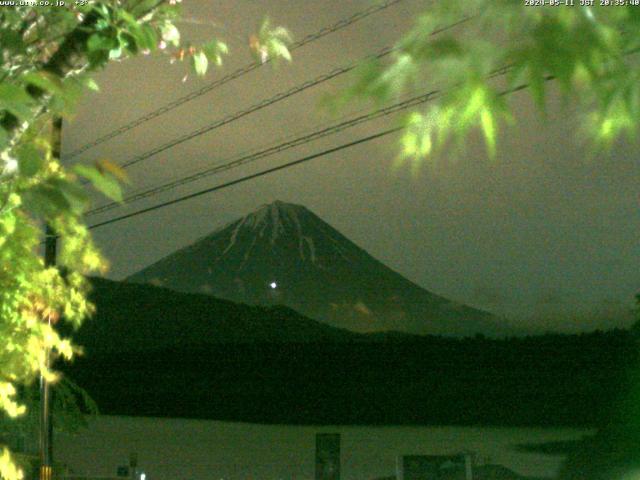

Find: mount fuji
127;201;503;336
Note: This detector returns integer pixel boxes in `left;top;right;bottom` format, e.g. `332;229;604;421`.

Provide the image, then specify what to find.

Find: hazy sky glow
63;0;640;333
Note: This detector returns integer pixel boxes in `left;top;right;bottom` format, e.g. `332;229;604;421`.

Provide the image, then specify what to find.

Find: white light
1;154;18;175
5;158;17;173
270;282;277;289
140;474;146;480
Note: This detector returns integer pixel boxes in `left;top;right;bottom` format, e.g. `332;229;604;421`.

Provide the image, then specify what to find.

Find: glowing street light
269;281;277;289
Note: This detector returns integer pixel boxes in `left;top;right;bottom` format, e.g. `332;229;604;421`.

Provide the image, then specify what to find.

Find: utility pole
40;116;62;480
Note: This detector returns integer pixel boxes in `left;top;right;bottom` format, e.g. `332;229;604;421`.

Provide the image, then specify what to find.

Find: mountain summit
127;201;501;336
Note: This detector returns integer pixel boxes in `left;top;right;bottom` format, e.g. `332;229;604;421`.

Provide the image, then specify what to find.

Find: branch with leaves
0;2;291;478
345;2;640;163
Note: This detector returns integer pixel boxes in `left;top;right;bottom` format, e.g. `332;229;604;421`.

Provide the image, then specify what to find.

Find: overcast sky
62;0;640;333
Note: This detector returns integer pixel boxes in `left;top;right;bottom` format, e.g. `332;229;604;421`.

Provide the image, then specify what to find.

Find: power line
84;15;482;217
115;46;394;170
86;89;444;217
64;0;407;160
86;69;535;232
87;126;402;231
77;14;473;181
71;27;640;234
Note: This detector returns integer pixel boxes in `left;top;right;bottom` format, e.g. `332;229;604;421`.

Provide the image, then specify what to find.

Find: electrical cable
64;0;407;160
116;46;394;170
86;89;443;216
88;126;402;231
86;70;536;233
76;14;473;188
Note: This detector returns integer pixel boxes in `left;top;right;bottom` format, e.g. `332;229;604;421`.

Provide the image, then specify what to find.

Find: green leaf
256;18;293;64
400;112;433;160
192;51;208;76
48;178;89;214
73;164;123;202
133;24;159;51
87;34;117;53
130;0;162;17
22;184;72;218
0;128;7;151
203;40;228;66
268;39;291;62
117;31;138;55
108;46;123;60
0;84;34;121
412;37;464;61
348;59;390;104
528;63;547;112
480;108;496;158
161;23;180;47
22;72;64;96
95;18;110;30
55;76;88;113
94;2;111;19
0;30;22;52
16;145;43;178
87;34;117;67
83;78;100;92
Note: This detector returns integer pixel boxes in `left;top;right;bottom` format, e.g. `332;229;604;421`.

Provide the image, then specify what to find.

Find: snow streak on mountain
127;201;501;336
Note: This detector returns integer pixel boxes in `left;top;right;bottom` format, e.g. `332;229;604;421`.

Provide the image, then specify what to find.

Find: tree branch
1;0;168;151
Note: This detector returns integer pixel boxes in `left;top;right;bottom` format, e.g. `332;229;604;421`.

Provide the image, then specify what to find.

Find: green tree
345;2;640;162
348;4;640;478
0;3;290;478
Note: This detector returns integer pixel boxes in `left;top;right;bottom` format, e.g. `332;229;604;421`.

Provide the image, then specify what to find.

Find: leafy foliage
250;17;293;64
0;3;291;478
345;6;640;476
346;2;640;162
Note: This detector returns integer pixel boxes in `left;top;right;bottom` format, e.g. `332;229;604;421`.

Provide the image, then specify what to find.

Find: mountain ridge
127;200;505;336
74;276;361;353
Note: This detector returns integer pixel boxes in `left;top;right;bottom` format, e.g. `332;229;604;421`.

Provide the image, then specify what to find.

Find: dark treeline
63;328;639;427
60;277;640;427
